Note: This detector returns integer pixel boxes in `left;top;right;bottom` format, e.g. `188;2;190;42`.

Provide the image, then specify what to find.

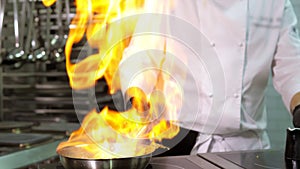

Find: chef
117;0;300;155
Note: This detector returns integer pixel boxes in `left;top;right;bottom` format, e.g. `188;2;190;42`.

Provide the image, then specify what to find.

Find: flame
42;0;57;7
56;108;159;159
64;0;143;91
43;0;180;159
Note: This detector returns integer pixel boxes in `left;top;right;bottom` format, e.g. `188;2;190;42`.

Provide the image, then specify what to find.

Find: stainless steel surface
12;0;19;48
38;149;295;169
0;133;52;147
31;122;80;135
0;120;78;168
6;0;27;66
58;146;151;169
198;149;288;169
0;0;5;121
0;121;34;131
0;139;61;169
1;0;74;65
38;154;225;169
199;153;244;169
38;149;300;169
151;155;221;169
0;0;6;56
19;0;27;51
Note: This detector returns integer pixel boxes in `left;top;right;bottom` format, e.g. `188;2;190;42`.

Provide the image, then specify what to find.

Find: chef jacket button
208;93;213;98
210;42;215;47
234;93;239;98
239;42;244;47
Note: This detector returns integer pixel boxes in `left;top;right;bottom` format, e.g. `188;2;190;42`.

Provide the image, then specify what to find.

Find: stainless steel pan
57;146;151;169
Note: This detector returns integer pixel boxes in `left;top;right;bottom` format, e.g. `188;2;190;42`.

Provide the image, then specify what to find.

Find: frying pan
57;146;151;169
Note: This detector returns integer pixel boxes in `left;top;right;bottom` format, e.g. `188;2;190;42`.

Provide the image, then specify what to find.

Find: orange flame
43;0;180;158
64;0;143;91
42;0;57;7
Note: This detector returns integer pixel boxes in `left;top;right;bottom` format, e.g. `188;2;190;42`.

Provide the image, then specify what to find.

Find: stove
35;149;293;169
199;149;293;169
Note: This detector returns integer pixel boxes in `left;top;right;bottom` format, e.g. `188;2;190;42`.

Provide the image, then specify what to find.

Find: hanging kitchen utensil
0;0;6;62
23;0;33;58
6;0;27;64
44;3;51;60
65;0;70;26
13;0;20;48
18;0;26;53
28;0;47;62
13;1;33;69
50;0;66;63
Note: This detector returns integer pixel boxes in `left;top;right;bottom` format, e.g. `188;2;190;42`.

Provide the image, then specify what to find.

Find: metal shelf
0;140;62;169
2;72;67;77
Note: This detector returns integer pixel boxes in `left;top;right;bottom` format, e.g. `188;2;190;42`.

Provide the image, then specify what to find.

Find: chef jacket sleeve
272;0;300;112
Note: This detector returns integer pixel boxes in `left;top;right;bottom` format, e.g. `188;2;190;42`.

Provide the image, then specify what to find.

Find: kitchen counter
198;149;289;169
151;149;289;168
0;139;61;169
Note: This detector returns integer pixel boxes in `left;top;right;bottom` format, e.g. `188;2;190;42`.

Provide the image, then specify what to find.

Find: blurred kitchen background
0;0;299;168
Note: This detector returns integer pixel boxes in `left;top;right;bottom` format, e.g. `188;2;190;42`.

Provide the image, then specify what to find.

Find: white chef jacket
117;0;300;153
